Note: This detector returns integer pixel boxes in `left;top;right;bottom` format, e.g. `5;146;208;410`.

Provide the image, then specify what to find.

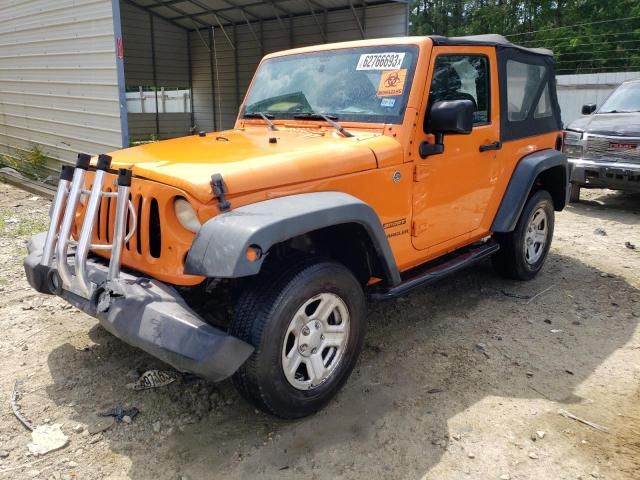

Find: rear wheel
492;190;555;280
229;257;366;418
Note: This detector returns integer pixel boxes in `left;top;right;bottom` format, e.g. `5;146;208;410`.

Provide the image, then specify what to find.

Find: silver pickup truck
563;78;640;201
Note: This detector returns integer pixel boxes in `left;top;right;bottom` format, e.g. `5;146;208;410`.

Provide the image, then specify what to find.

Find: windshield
242;46;419;124
599;82;640;113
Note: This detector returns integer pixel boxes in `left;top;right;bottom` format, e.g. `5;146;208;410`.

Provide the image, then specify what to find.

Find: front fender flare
492;148;569;233
184;192;401;285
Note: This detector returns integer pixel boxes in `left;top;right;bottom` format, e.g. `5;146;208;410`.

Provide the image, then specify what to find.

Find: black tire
229;257;366;418
492;190;555;281
569;183;581;203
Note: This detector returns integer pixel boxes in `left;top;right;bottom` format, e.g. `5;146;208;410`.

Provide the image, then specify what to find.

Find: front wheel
229;258;366;418
492;190;555;280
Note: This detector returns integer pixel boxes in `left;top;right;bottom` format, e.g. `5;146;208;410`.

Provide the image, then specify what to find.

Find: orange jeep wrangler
25;34;568;418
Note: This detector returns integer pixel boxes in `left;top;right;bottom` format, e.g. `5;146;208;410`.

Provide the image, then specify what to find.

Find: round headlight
174;197;201;233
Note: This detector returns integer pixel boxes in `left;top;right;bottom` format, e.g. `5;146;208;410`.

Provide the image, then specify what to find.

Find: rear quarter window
498;48;562;142
506;60;550;121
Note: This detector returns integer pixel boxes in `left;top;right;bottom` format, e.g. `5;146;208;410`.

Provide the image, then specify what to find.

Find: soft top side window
498;48;562;142
534;84;553;119
430;55;490;125
506;60;551;121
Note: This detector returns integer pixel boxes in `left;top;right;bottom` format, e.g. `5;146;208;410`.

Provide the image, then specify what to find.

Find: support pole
111;0;129;147
149;12;160;137
187;31;194;128
234;24;240;112
303;0;326;42
289;14;294;48
269;1;286;30
260;19;264;57
209;27;217;131
323;8;328;43
213;15;235;50
349;0;365;39
362;0;367;36
240;11;262;47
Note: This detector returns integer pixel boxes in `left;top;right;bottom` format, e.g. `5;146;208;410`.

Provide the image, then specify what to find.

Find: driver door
412;46;502;251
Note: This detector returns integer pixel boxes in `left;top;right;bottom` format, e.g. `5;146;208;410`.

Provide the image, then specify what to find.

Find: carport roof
125;0;408;30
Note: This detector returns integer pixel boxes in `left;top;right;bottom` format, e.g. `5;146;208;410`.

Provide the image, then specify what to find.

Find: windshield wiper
292;112;354;138
243;112;278;131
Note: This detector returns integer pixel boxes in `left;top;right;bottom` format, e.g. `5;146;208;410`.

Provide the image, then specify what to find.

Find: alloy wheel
281;293;350;390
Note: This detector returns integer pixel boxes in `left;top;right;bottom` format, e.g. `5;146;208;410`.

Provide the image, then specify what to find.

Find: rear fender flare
492;148;569;233
184;192;401;286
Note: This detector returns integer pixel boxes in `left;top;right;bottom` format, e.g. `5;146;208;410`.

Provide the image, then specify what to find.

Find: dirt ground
0;182;639;480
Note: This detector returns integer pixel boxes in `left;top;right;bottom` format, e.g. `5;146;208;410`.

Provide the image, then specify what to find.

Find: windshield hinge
210;173;231;211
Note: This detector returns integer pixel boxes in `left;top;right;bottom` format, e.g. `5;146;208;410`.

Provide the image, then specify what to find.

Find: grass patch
0;208;49;239
129;133;160;146
0;145;49;181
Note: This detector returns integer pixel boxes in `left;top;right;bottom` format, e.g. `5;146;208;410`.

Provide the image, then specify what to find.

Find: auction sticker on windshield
377;69;407;96
356;52;405;71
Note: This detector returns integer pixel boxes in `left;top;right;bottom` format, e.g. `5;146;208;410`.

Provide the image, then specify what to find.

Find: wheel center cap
299;320;323;357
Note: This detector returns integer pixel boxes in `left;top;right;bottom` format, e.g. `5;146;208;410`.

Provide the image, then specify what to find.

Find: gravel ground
0;182;639;480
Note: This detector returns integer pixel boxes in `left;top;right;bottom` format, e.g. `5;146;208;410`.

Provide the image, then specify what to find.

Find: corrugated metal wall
0;0;122;171
190;2;409;131
121;1;191;141
557;71;640;126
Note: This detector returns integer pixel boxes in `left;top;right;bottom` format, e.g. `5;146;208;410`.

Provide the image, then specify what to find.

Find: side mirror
582;103;596;115
420;100;474;158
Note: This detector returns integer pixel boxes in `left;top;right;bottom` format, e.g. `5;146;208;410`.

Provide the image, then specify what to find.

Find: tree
409;0;640;73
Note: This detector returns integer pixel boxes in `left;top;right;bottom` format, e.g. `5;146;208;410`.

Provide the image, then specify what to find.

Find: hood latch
210;173;231;211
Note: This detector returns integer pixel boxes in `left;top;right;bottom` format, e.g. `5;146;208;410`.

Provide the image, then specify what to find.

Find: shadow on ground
44;247;640;479
567;189;640;225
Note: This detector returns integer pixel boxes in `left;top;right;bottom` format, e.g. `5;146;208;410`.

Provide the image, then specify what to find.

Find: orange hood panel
107;128;389;204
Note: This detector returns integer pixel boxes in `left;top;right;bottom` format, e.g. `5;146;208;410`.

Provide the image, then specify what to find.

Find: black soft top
430;34;554;57
427;33;561;141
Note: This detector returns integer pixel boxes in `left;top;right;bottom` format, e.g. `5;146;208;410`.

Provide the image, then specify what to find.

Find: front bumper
24;232;253;382
569;157;640;191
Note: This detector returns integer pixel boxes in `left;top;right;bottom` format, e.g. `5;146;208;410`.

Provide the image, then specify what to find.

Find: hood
568;112;640;137
108;128;397;204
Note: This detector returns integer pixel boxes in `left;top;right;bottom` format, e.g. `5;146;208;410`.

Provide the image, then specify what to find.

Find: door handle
479;141;502;152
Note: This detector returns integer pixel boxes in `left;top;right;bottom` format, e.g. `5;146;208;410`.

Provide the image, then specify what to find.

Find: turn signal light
246;245;262;262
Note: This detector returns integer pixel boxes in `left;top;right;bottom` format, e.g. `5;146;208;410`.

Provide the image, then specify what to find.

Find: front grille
80;171;204;286
584;135;640;164
95;192;162;259
148;198;162;259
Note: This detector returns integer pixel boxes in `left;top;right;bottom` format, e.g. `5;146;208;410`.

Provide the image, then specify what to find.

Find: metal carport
0;0;408;175
120;0;409;144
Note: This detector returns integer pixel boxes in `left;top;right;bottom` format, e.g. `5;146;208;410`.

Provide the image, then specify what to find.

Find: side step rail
369;240;500;301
